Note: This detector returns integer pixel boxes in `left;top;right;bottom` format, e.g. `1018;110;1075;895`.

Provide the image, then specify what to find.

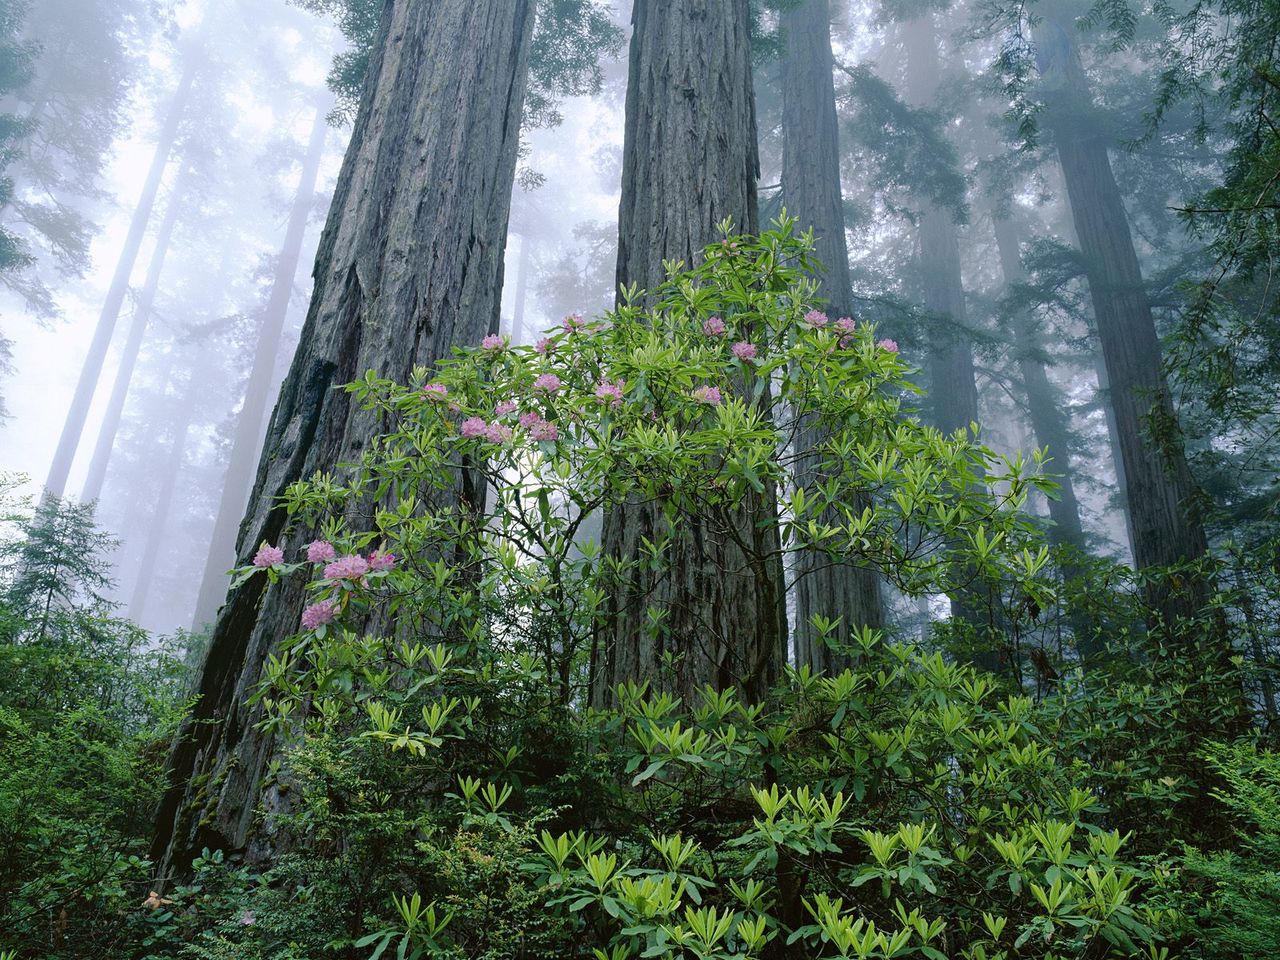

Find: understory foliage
0;231;1276;958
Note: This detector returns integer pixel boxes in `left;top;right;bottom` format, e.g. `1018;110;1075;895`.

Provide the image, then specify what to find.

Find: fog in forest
1;0;1152;638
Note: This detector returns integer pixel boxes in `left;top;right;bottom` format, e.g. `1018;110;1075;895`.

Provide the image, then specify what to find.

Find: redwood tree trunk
152;0;535;879
781;0;884;672
81;162;190;504
128;372;199;623
992;216;1086;553
190;106;327;631
44;56;196;498
593;0;786;707
902;18;989;650
1036;16;1213;631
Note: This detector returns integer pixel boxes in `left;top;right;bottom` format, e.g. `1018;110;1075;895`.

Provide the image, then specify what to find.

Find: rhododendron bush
239;221;1056;711
158;224;1209;959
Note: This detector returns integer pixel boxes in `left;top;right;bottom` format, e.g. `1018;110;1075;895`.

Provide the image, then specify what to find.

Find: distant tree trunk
80;163;191;504
152;0;535;879
43;56;196;498
781;0;884;672
1035;16;1214;632
190;106;327;632
902;18;992;659
592;0;785;708
128;372;199;623
992;216;1086;553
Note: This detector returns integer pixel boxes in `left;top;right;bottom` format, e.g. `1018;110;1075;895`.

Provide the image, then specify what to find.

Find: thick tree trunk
80;163;190;504
593;0;785;708
43;57;196;498
1036;16;1214;631
128;373;199;623
190;106;328;631
992;217;1086;553
152;0;535;879
781;0;884;672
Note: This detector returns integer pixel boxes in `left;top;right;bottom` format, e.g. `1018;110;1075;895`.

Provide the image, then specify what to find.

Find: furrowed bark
152;0;535;880
593;0;786;708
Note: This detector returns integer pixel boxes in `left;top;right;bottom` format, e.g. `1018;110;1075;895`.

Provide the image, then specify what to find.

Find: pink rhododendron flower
495;400;518;417
422;382;448;399
731;341;757;361
519;411;542;430
835;316;856;332
483;421;513;443
306;540;336;564
324;555;369;580
804;309;829;327
877;338;899;353
530;418;559;441
253;543;284;567
595;378;625;407
460;416;487;438
301;600;336;630
692;385;722;405
562;312;586;333
481;334;505;350
368;550;396;572
533;373;561;393
535;337;554;354
703;316;726;336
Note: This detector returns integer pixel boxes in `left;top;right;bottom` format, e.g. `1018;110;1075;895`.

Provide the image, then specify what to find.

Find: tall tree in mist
1035;14;1213;630
780;0;884;671
593;0;785;707
190;104;327;631
43;51;198;498
80;162;192;504
991;215;1086;555
152;0;536;877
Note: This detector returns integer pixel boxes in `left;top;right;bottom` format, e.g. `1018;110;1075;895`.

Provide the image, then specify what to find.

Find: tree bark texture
80;163;190;504
1035;16;1213;629
593;0;786;708
44;57;196;498
191;106;328;631
780;0;884;673
152;0;535;879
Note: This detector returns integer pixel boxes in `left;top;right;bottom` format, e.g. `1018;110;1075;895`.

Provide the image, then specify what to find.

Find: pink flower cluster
368;550;396;572
534;373;561;393
877;338;899;353
481;334;506;351
835;316;857;348
324;555;369;580
693;385;722;406
804;310;829;328
495;399;518;417
731;341;757;361
422;382;448;400
301;600;336;630
462;416;513;442
253;543;284;567
307;540;337;563
535;337;554;355
595;378;625;407
562;312;586;333
520;411;559;440
703;316;726;336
